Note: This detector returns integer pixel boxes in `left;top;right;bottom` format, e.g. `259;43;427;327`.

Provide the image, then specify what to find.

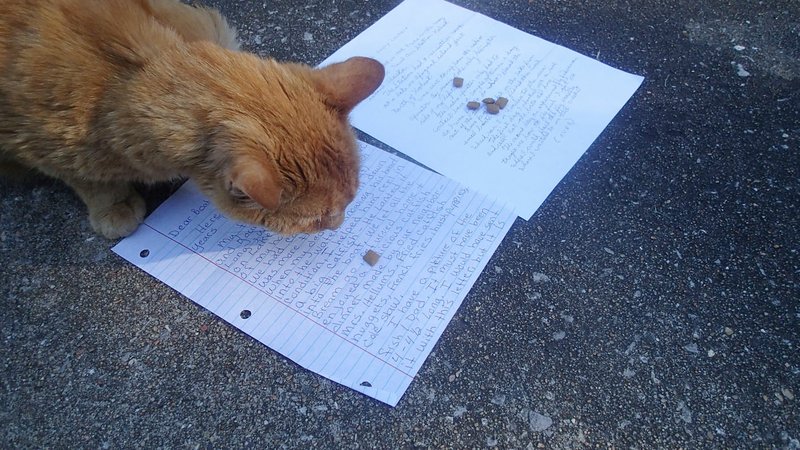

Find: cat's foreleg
64;178;146;239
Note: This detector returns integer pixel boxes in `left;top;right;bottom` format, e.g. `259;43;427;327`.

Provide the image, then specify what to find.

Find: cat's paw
89;192;146;239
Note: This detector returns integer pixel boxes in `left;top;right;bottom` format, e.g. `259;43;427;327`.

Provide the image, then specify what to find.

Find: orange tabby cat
0;0;384;238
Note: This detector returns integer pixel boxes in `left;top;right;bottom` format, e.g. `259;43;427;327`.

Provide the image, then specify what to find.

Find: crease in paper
113;142;515;406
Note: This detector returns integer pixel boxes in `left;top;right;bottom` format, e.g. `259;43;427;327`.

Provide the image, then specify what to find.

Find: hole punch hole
240;310;252;319
360;381;372;387
139;249;150;258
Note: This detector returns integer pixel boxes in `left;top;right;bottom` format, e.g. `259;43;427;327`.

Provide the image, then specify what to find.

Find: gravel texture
2;0;798;448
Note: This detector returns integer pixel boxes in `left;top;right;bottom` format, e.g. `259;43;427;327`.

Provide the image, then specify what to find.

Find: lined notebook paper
321;0;643;219
113;142;515;405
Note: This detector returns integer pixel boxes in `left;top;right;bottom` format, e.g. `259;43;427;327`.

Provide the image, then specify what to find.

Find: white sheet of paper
321;0;643;219
113;142;515;406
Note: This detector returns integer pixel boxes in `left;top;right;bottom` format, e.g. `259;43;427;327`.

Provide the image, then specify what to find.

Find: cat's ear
227;156;283;211
313;57;385;113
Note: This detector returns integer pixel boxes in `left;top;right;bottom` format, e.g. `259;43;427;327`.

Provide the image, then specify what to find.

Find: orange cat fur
0;0;384;238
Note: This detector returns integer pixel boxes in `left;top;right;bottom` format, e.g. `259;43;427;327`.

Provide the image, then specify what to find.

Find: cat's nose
324;212;345;230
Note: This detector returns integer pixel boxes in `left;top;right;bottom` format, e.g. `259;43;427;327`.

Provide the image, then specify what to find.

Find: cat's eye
228;185;250;202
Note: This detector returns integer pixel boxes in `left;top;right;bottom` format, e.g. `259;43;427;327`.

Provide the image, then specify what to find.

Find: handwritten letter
321;0;644;219
113;142;515;406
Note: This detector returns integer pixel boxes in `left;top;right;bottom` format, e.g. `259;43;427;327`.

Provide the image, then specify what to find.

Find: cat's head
190;53;384;235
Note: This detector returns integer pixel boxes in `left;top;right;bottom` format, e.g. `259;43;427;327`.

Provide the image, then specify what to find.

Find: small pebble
363;250;380;266
466;101;481;110
783;388;795;400
482;97;495;104
736;63;750;77
724;327;734;336
453;77;464;87
486;103;500;114
491;394;507;406
495;97;509;109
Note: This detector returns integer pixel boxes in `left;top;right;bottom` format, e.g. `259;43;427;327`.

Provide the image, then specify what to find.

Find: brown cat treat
0;0;384;239
466;101;481;110
453;77;464;87
363;250;380;266
482;97;495;104
495;97;509;109
486;103;500;114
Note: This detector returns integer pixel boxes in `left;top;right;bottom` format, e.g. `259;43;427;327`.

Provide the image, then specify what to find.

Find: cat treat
363;250;381;266
467;98;505;113
453;77;464;87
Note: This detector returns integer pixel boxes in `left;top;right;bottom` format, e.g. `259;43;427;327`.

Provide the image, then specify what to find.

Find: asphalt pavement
1;0;798;448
